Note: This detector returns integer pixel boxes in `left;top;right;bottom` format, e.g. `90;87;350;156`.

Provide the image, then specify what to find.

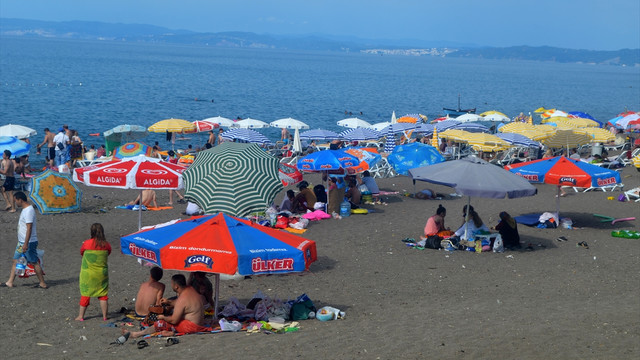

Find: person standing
5;191;47;288
53;127;69;168
76;223;111;321
1;150;16;212
69;130;84;167
36;128;55;168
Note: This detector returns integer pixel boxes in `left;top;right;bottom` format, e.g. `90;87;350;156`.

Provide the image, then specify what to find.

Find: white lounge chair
624;187;640;202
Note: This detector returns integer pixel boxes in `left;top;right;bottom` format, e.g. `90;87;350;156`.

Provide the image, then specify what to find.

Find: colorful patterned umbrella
113;142;153;159
388;143;445;176
29;170;82;214
183;143;283;217
0;136;31;157
344;148;382;174
148;118;196;133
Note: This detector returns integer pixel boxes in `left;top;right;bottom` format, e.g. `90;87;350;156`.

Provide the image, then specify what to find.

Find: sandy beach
1;165;639;359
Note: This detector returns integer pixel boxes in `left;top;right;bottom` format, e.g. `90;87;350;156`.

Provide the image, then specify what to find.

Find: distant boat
443;94;476;117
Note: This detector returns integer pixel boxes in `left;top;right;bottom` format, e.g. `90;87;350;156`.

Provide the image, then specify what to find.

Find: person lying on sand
134;266;165;317
127;189;157;208
124;274;210;338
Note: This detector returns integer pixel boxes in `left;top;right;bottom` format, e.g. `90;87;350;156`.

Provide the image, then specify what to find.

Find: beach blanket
514;213;542;227
79;249;109;297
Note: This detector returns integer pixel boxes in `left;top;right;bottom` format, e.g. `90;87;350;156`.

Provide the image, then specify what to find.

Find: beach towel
514;213;542;227
284;227;307;234
171;319;212;334
115;205;147;211
79;249;109;297
147;206;173;211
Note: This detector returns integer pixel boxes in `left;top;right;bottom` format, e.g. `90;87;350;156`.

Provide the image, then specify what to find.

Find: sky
1;0;638;50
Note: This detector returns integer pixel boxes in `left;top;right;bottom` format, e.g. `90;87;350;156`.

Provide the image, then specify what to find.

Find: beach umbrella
269;117;309;130
0;136;31;157
614;113;640;129
337;117;371;129
481;113;510;122
414;123;435;134
542;129;592;150
452;123;490;133
183;142;283;217
299;129;342;141
506;156;621;216
0;124;37;139
121;213;317;317
29;170;82;214
379;123;417;134
409;156;537;239
431;126;439;148
220;128;272;145
232;118;269;129
202;116;235;128
384;126;397;153
574;128;615;143
370;122;392;132
279;163;303;186
455;113;483;122
543;117;600;129
113;142;153;159
397;115;418;124
296;149;360;172
462;133;510;152
568;112;595;120
73;155;186;229
103;125;149;156
192;120;219;133
344;148;382;174
148;118;197;133
434;120;462;131
388;143;444;176
339;128;382;142
541;109;569;118
495;133;540;148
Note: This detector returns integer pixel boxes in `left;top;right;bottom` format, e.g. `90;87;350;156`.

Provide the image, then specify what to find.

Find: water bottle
269;212;277;227
339;198;350;218
15;255;27;277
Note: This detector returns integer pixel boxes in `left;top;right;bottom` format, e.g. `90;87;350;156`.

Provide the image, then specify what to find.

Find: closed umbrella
29;170;82;214
0;136;30;157
183;143;283;217
388;143;444;176
0;124;37;139
384;126;396;153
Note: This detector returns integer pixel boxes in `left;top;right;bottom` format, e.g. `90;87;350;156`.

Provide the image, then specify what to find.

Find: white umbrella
337;117;372;129
0;124;37;139
482;113;510;122
270;117;309;130
232;118;270;129
456;113;484;122
391;111;397;124
292;128;303;153
202;116;235;127
370;122;392;131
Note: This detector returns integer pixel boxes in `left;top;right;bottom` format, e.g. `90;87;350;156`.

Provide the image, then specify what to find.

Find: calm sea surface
1;37;639;158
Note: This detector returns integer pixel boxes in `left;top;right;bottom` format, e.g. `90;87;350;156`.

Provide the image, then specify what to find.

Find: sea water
1;37;638;166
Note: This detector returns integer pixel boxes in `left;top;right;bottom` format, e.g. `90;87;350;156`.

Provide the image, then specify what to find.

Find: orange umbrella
397;116;418;124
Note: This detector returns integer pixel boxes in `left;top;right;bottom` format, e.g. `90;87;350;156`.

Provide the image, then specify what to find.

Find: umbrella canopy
414;123;435;134
481;113;510;122
103;125;148;141
113;142;153;159
148;118;196;133
542;129;592;149
456;113;484;122
299;129;342;141
388;143;445;176
121;213;317;275
0;124;37;139
296;149;360;171
192;120;219;133
397;115;418;123
543;116;600;129
384;126;397;153
344;148;382;174
339;128;382;141
461;133;510;152
29;170;82;214
568;112;596;120
220;128;272;145
183;143;283;217
614;113;640;129
370;122;392;132
541;109;569;118
232;118;269;129
379;123;417;134
452;122;490;133
270;118;309;130
495;133;540;148
574;128;615;143
337;117;372;129
0;136;30;157
202;116;235;128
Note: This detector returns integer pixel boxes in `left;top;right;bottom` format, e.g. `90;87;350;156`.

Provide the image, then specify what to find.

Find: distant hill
1;18;638;66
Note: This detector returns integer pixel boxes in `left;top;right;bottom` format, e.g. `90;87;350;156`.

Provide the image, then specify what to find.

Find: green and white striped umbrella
183;142;283;217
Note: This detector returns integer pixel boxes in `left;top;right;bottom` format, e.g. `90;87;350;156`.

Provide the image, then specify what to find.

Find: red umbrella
73;155;186;228
193;120;219;133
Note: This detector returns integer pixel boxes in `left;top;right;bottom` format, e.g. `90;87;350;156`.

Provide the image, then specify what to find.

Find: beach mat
515;213;542;226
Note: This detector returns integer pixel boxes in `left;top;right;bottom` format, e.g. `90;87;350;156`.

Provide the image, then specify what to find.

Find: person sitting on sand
188;271;214;311
76;223;111;321
292;181;316;213
124;274;210;338
358;171;380;200
494;211;521;249
422;204;447;238
345;178;361;208
134;266;165;317
454;205;489;241
127;189;157;208
279;190;295;212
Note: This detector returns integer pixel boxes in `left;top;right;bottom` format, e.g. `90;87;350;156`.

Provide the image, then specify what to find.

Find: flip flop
401;238;416;243
556;236;568;242
577;241;589;249
137;340;149;349
166;337;179;346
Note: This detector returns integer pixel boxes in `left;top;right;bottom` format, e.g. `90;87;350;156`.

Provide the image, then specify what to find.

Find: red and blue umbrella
113;142;153;159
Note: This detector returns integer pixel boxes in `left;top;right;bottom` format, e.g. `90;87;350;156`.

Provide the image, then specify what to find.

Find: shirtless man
124;274;210;337
134;266;165;316
127;189;157;208
36;128;55;168
1;150;16;212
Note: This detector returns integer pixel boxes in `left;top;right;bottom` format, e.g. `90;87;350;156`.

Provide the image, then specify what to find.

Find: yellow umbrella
542;129;592;149
464;133;510;152
542;116;599;128
440;129;473;142
148;118;197;133
534;107;549;113
574;128;615;143
632;154;640;169
498;122;536;133
431;126;439;149
479;110;508;117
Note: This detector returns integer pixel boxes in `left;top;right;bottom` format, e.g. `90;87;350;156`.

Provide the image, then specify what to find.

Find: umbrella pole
556;186;560;219
214;273;220;319
138;189;143;230
464;196;471;242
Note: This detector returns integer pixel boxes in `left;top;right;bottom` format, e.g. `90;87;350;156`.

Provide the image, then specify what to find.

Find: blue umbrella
568;112;595;120
434;120;462;131
452;123;490;133
387;143;445;176
29;170;82;214
384;126;396;153
414;123;435;134
339;128;382;142
221;128;271;145
299;129;343;141
495;133;540;147
0;136;31;157
296;149;360;171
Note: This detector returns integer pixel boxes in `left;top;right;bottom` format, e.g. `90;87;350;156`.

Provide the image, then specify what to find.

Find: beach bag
56;142;64;150
275;215;289;229
492;236;504;253
424;235;442;249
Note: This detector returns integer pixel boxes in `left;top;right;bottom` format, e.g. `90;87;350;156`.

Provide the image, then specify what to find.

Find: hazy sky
1;0;638;50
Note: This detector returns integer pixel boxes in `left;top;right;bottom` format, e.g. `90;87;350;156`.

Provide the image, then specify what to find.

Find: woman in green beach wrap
75;223;111;321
